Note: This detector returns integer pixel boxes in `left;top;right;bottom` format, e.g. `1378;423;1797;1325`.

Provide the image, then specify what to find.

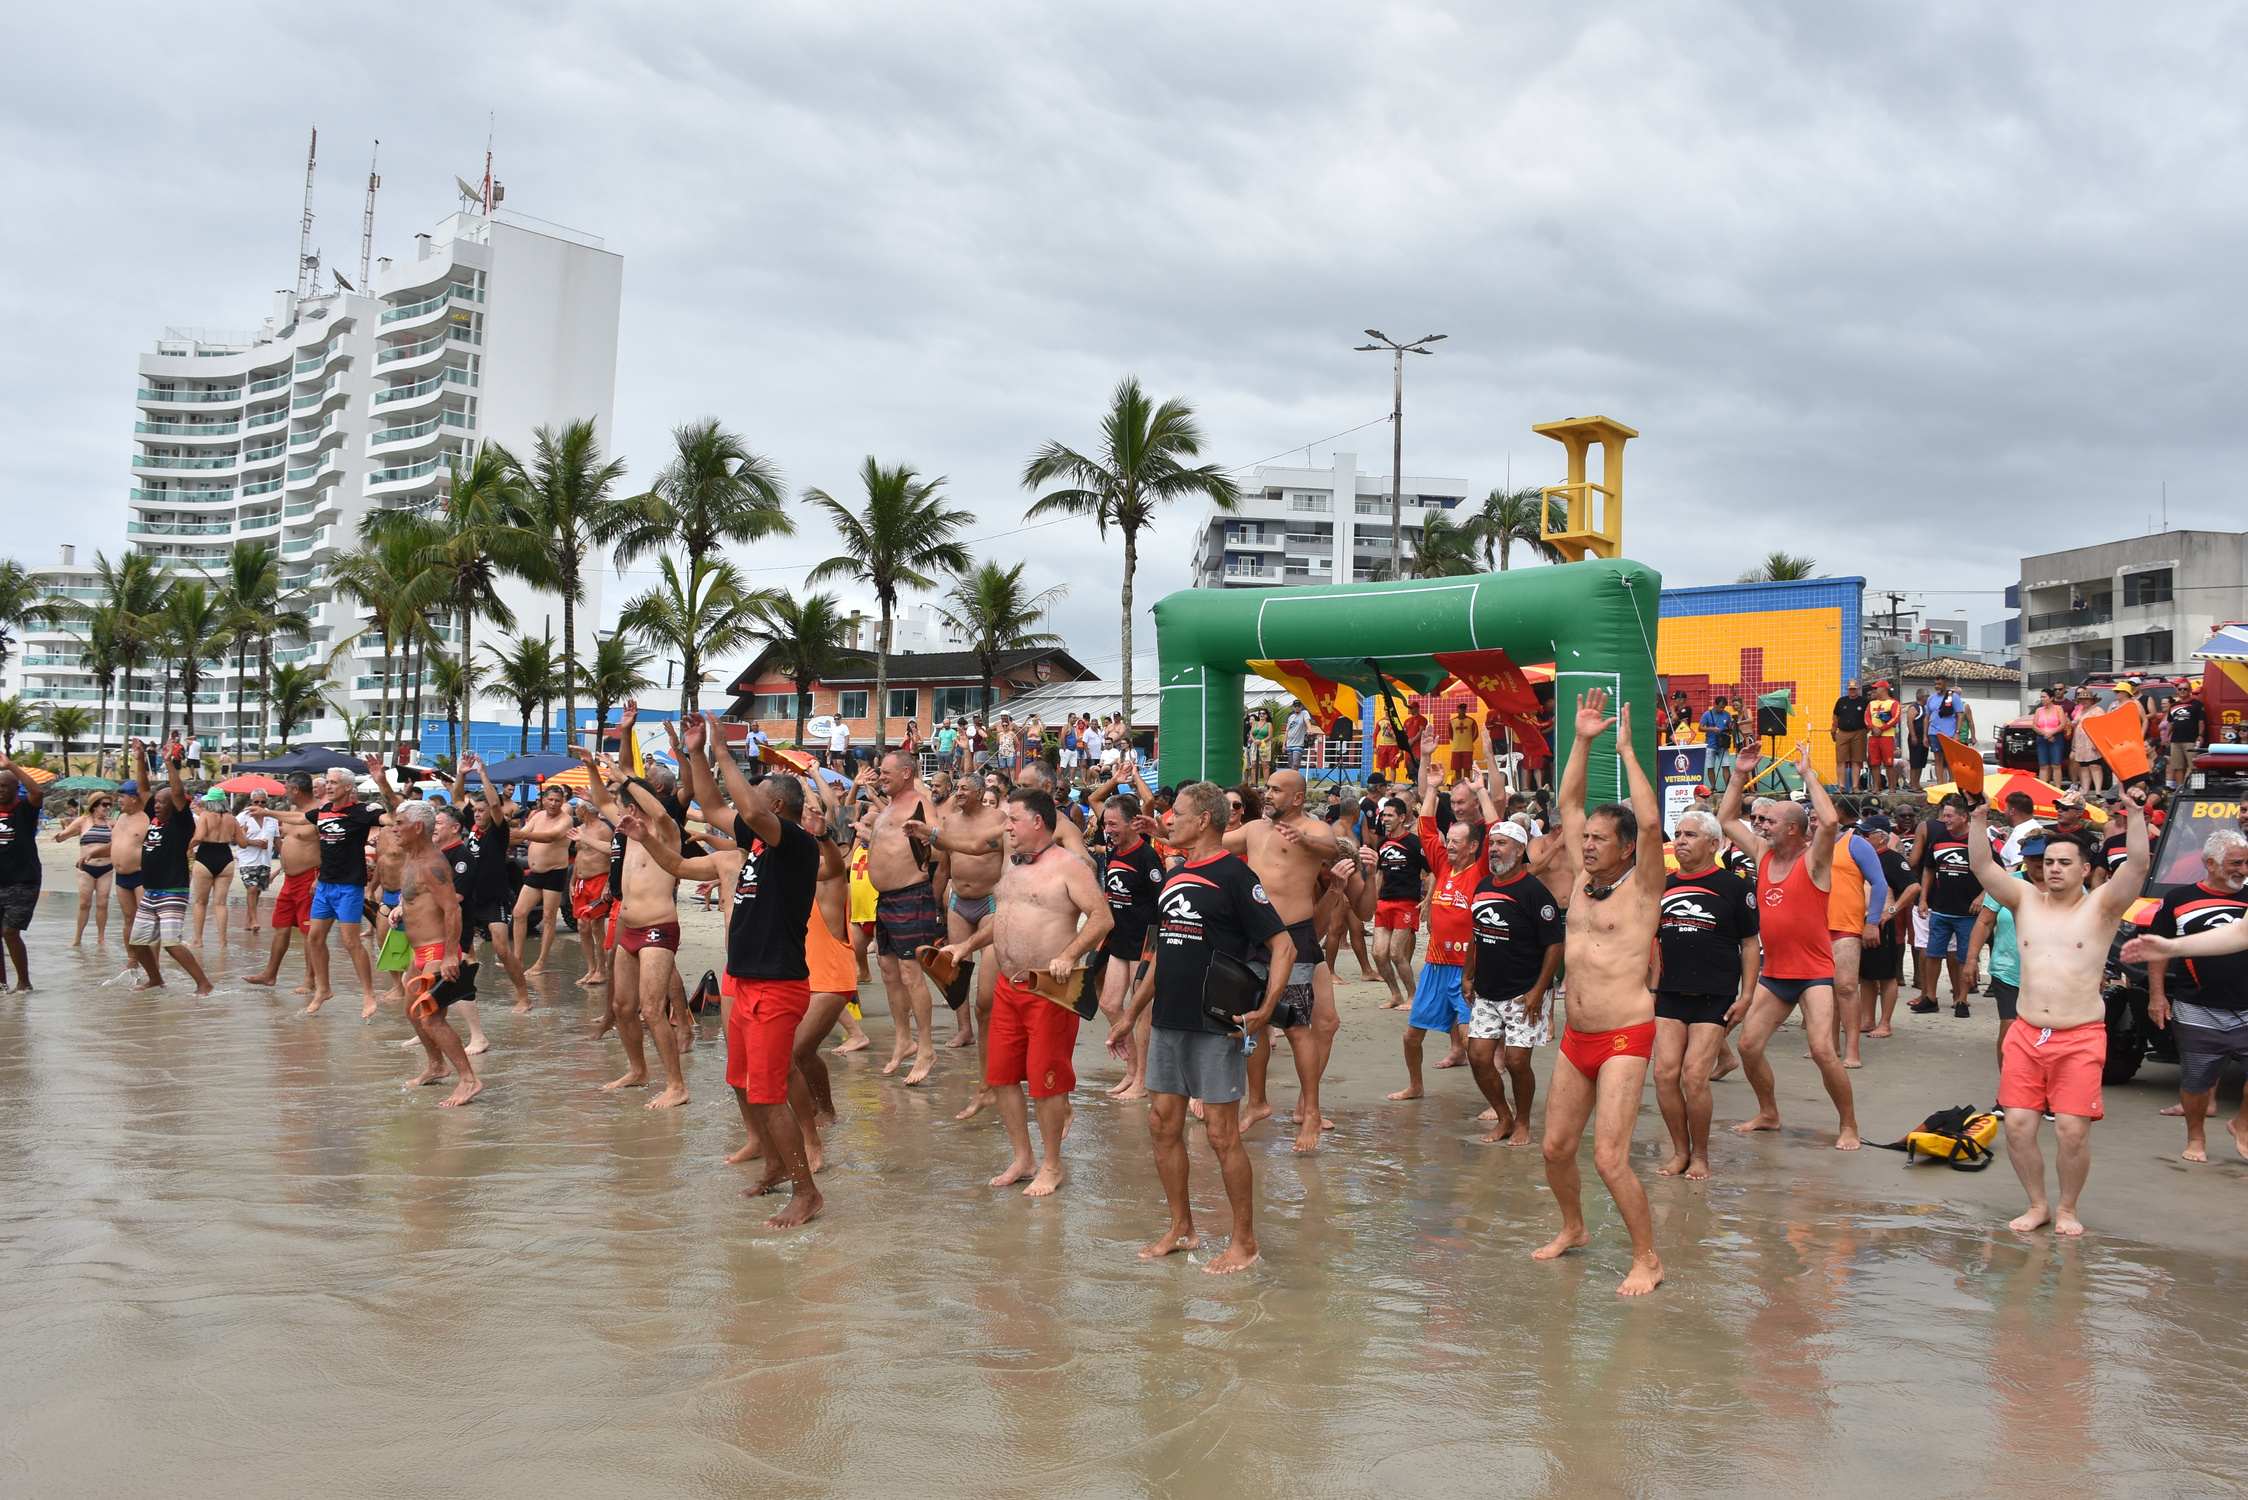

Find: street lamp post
1354;331;1446;576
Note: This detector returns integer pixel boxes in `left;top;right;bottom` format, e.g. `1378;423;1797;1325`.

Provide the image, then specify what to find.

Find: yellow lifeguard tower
1535;415;1637;562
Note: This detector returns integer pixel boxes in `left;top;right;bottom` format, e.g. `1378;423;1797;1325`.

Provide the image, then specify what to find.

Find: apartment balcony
137;387;243;406
280;527;331;556
245;408;285;430
365;454;448;494
377;332;447;369
239;512;280;532
372;409;474;448
149;553;229;571
286;450;342;487
247;373;291;395
379;289;454;327
135;452;235;471
294;342;347;377
242;440;285;466
282;493;338;518
131;487;234;505
128;520;233;536
136;420;242;440
1221;531;1284;550
240;477;283;498
2026;604;2113;636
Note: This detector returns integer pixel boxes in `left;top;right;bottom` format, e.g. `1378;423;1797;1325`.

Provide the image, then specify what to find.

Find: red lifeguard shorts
724;974;811;1104
571;874;611;923
1999;1018;2105;1120
985;971;1079;1099
1375;898;1421;931
1559;1020;1657;1079
1868;737;1896;766
271;868;316;932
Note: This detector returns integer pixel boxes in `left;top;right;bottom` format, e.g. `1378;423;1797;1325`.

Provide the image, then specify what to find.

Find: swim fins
687;968;718;1016
915;945;975;1010
374;927;412;973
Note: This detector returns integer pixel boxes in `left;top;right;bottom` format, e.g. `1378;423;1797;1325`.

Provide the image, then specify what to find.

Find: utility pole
295;127;319;299
1354;331;1445;576
359;141;380;289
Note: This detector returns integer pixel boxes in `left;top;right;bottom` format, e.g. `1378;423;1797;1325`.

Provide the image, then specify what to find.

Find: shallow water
4;894;2245;1498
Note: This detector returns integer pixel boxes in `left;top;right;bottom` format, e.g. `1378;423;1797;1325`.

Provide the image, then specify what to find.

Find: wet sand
7;864;2248;1497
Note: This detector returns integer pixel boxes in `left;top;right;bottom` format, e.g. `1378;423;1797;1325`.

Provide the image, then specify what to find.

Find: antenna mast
481;113;495;216
359;140;380;289
295;127;319;298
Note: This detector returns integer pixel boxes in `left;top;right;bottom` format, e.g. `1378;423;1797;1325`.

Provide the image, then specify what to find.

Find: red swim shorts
1558;1020;1657;1079
1375;898;1421;931
724;974;811;1105
413;939;452;967
1868;737;1896;766
1998;1018;2105;1120
617;921;681;955
271;868;316;932
571;874;611;923
985;971;1080;1099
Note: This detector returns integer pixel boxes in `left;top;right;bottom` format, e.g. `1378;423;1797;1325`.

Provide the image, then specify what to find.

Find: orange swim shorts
1998;1018;2105;1120
984;971;1080;1100
723;974;811;1105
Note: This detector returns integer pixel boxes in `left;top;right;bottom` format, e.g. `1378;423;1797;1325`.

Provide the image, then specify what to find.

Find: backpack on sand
1870;1104;2001;1170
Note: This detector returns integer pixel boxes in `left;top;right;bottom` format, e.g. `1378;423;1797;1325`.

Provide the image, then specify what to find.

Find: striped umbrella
544;765;593;791
10;764;56;785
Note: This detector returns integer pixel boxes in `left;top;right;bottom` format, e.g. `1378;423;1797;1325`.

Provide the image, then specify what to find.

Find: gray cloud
7;1;2243;666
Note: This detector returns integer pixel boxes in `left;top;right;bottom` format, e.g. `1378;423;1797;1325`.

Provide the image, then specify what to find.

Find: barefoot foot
1658;1150;1691;1177
725;1139;765;1164
954;1087;996;1122
1204;1241;1260;1275
2054;1209;2085;1237
1731;1113;1782;1134
1138;1227;1198;1259
1024;1163;1063;1197
2009;1206;2052;1233
601;1070;649;1091
1532;1228;1591;1261
989;1157;1035;1188
1617;1255;1665;1296
766;1189;823;1229
440;1077;485;1107
1386;1086;1424;1101
645;1084;689;1110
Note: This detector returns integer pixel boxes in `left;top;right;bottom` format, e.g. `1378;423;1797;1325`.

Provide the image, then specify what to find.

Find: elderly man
305;758;398;1015
1653;808;1760;1180
1225;766;1344;1154
2129;828;2248;1164
1465;796;1564;1149
1717;742;1860;1150
390;801;482;1107
863;748;945;1084
122;739;215;997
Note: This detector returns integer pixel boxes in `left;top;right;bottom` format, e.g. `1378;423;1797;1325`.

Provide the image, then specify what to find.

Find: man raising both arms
938;787;1112;1195
577;746;691;1109
453;755;533;1011
864;750;945;1083
1225;767;1343;1154
1981;788;2149;1234
509;781;576;976
1717;743;1861;1150
391;802;482;1107
1651;808;1760;1179
1535;690;1666;1296
244;774;321;996
303;760;397;1016
122;739;215;997
1110;781;1291;1273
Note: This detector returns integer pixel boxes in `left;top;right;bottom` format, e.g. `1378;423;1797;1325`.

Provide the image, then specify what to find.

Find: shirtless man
1716;743;1860;1150
647;711;825;1227
933;777;1006;1063
1976;789;2148;1235
389;801;482;1107
568;798;614;988
109;773;152;945
509;781;575;975
863;749;944;1083
1220;767;1344;1154
243;773;321;995
577;746;690;1108
937;787;1112;1195
1535;690;1666;1297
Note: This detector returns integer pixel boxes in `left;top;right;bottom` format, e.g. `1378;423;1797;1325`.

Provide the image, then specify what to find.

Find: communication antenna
295;126;319;298
480;112;504;214
359;140;381;288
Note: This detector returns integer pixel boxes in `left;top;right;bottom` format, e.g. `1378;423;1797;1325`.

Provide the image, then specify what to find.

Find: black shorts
1655;991;1733;1027
1990;978;2018;1022
463;902;508;941
523;866;568;895
1103;920;1150;961
1861;935;1903;982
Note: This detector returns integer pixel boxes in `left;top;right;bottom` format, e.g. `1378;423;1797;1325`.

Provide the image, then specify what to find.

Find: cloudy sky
8;1;2244;678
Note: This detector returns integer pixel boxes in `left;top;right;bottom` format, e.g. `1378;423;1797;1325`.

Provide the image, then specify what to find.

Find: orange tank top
1826;836;1865;935
1759;848;1835;980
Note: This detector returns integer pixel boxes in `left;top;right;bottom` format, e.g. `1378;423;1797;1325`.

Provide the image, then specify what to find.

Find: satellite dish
455;175;482;204
332;269;355;291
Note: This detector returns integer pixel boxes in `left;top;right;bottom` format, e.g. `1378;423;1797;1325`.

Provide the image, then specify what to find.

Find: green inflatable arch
1151;558;1662;807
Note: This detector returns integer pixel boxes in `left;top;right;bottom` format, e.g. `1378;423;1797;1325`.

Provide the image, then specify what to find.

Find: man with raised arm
933;787;1112;1195
929;775;1007;1083
862;749;944;1083
1387;746;1483;1105
1652;808;1761;1179
656;711;826;1227
390;801;482;1107
1981;788;2148;1235
2127;829;2248;1164
1465;777;1565;1149
509;780;576;976
1223;766;1343;1154
1109;781;1292;1273
243;772;321;996
303;758;397;1015
1536;689;1667;1297
452;754;532;1010
567;797;615;990
121;738;215;996
1715;742;1858;1148
573;742;691;1108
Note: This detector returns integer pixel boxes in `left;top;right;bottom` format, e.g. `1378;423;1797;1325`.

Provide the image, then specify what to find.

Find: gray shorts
2175;1020;2248;1095
239;862;273;892
1146;1025;1248;1104
0;881;37;932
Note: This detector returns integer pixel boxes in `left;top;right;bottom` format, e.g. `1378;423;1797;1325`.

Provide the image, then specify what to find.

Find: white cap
1494;821;1531;848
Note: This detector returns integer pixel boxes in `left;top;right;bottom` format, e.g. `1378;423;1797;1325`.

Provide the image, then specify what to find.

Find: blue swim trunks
1408;962;1471;1032
381;888;401;909
310;880;366;925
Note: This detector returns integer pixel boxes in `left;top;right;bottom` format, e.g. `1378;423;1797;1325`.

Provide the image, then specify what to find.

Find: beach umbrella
545;765;592;790
11;764;56;785
218;773;286;795
53;775;118;791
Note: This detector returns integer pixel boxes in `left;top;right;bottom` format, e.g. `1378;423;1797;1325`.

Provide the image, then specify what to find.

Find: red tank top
1757;848;1835;980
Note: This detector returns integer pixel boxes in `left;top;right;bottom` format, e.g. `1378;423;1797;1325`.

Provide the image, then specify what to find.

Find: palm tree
327;701;379;755
1404;511;1482;580
159;580;229;761
1738;551;1821;583
486;629;564;756
0;696;32;754
0;559;61;689
39;703;92;774
804;458;973;758
215;541;299;762
616;555;774;718
579;633;659;751
608;418;791;575
332;513;449;749
425;653;481;768
1468;485;1568;571
744;591;858;749
506;419;628;746
428;443;545;735
90;551;164;760
268;661;328;748
935;561;1066;722
1021;376;1240;731
74;603;131;776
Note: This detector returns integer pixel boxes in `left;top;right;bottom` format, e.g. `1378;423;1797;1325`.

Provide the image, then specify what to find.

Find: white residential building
1188;452;1472;588
18;204;621;756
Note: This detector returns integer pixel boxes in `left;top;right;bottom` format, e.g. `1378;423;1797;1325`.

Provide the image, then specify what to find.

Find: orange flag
2079;702;2151;784
1934;733;1983;796
760;742;817;774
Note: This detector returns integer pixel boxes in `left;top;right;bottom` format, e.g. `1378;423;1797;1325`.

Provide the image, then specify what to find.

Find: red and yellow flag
1432;649;1549;758
760;741;817;774
1249;660;1359;723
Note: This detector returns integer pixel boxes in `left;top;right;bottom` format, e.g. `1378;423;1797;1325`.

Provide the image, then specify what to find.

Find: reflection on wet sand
4;897;2248;1497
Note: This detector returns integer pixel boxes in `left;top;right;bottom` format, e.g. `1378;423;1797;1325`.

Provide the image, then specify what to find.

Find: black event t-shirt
0;795;39;885
1151;851;1285;1034
1100;839;1165;949
2150;881;2248;1010
1658;866;1760;996
1470;869;1564;1001
141;802;197;890
2101;832;2131;876
439;838;474;892
1914;827;1981;916
1877;848;1914;927
314;800;384;884
1376;831;1429;903
1833;694;1868;733
727;813;820;981
2167;700;2205;748
465;821;515;905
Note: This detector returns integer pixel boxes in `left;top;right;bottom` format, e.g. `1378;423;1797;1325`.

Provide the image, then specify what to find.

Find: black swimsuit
196;841;234;874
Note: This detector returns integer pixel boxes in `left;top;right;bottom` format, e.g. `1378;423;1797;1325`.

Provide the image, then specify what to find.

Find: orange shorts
985;972;1079;1099
723;974;811;1105
571;874;611;923
1375;899;1420;931
1558;1020;1657;1079
1999;1018;2105;1120
805;908;858;994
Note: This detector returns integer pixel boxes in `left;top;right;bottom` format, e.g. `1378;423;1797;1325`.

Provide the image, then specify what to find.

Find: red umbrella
218;773;286;795
12;764;56;785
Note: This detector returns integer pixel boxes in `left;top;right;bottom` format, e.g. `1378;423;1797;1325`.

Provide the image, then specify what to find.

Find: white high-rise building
19;204;622;757
1188;452;1472;588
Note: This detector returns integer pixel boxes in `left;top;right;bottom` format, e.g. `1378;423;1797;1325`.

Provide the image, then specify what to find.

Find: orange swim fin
2080;702;2152;786
1934;733;1983;796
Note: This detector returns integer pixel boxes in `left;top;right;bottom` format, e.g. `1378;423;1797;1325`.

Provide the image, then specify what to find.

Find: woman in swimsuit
51;795;116;946
189;791;240;947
